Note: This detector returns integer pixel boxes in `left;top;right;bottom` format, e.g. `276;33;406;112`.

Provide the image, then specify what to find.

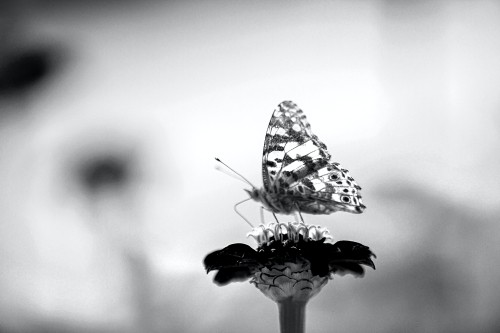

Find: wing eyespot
329;173;339;181
341;196;350;203
266;161;277;167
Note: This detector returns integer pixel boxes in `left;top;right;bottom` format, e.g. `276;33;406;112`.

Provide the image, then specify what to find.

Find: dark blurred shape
0;47;56;98
78;154;133;194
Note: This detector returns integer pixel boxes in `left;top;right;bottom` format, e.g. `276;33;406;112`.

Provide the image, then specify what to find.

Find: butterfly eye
329;173;339;181
341;196;350;203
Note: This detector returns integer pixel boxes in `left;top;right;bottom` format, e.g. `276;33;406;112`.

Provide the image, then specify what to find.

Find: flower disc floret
247;222;333;245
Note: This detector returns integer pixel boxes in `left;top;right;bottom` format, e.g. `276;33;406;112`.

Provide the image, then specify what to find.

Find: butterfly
244;101;365;217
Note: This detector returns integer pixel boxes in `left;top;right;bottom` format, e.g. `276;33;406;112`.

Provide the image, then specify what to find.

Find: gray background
1;1;499;332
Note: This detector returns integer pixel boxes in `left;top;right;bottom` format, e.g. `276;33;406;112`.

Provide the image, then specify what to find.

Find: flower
203;222;375;304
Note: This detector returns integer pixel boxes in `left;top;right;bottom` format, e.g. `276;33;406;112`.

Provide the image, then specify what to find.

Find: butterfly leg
260;206;279;225
272;212;280;223
234;198;254;228
293;211;304;224
294;203;305;223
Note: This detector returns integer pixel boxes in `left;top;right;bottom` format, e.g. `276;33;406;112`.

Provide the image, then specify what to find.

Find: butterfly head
244;188;261;202
244;187;279;213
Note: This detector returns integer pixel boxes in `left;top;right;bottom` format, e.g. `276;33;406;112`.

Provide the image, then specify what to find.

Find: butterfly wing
262;101;330;192
262;101;365;214
291;162;365;214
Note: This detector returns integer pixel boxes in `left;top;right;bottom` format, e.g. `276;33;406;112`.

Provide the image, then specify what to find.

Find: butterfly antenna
215;165;246;183
215;157;257;189
234;198;254;228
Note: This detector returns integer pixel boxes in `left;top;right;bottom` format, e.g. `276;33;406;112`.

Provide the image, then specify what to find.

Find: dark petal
330;241;376;268
323;241;376;277
299;239;333;277
308;260;331;277
203;243;261;274
330;262;366;277
296;240;376;277
213;267;254;286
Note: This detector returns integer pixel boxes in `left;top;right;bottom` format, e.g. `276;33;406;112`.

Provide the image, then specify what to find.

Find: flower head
204;222;375;303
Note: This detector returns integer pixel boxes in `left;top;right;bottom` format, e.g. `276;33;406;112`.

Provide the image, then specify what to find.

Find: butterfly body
245;188;295;214
249;101;365;215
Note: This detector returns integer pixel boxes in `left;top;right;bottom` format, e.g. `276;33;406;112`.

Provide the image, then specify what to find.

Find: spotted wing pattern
261;101;365;214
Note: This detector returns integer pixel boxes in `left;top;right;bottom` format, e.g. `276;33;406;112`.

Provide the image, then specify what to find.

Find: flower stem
278;299;307;333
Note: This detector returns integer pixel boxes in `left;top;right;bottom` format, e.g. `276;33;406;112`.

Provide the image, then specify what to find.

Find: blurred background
1;0;499;332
